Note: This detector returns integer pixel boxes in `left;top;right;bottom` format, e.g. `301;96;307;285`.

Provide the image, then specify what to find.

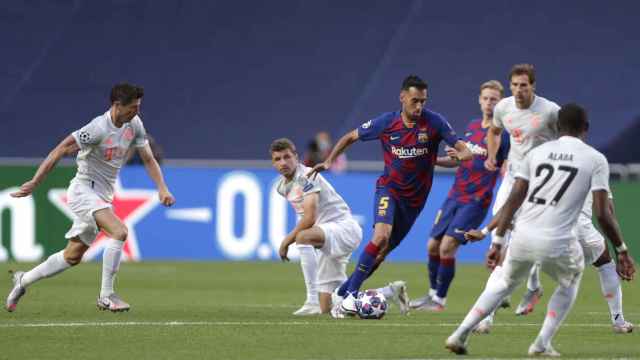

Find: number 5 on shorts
378;196;389;216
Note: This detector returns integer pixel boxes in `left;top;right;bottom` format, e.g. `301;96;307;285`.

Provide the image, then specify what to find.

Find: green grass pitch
1;262;638;359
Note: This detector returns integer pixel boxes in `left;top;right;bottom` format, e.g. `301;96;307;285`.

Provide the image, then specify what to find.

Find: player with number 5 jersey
307;75;472;318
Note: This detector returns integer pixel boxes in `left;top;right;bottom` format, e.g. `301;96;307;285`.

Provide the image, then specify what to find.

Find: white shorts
492;170;515;216
503;231;584;289
65;180;111;246
574;219;606;265
316;217;362;293
491;171;518;246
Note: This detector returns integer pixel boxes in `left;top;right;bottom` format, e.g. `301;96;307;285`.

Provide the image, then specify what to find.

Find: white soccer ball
356;289;388;320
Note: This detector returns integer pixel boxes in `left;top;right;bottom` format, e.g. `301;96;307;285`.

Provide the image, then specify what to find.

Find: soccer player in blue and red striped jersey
307;75;472;318
410;80;510;312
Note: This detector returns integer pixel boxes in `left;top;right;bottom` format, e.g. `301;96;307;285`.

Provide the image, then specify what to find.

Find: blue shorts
373;187;423;253
429;197;488;244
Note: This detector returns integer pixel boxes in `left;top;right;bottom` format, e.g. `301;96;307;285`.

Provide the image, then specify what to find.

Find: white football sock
21;250;71;287
597;261;624;324
537;277;581;348
297;244;319;305
452;266;511;340
527;263;541;291
100;239;124;298
433;295;446;306
378;285;394;299
428;288;437;297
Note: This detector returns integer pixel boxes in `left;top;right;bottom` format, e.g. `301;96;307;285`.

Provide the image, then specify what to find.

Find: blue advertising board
117;166;495;263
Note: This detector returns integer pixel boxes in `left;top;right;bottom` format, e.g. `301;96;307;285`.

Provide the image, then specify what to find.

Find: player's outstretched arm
451;140;472;161
485;125;503;171
464;209;502;242
138;144;175;207
593;190;635;281
307;130;359;179
11;135;79;198
279;193;318;261
435;155;460;168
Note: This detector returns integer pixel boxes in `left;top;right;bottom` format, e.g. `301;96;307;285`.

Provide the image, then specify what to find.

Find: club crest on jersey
418;132;429;143
361;120;372;129
124;127;134;140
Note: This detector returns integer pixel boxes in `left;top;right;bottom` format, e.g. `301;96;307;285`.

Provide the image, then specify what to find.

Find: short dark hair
509;64;536;84
558;103;589;134
270;138;297;154
110;83;144;105
401;75;428;91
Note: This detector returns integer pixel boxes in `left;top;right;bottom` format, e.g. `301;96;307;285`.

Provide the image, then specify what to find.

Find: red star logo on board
48;178;158;261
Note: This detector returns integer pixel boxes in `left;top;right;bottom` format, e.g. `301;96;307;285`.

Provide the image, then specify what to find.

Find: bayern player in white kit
6;83;175;312
271;138;408;315
476;64;633;333
484;64;559;317
446;103;635;356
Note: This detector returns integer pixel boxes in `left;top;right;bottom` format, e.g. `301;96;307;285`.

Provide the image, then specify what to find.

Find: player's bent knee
112;226;129;242
371;232;390;248
440;237;459;258
63;251;83;266
294;230;322;247
427;238;441;256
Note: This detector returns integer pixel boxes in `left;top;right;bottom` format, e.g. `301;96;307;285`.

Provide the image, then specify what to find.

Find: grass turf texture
1;262;638;359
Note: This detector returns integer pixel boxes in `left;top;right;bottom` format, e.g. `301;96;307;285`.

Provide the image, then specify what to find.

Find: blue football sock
428;255;440;291
345;242;380;295
436;257;456;299
337;278;351;297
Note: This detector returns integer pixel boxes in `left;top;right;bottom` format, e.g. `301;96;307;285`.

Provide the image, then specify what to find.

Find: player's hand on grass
464;229;486;242
486;244;502;270
279;242;290;262
159;189;175;206
306;161;330;180
484;156;497;171
616;252;636;281
11;180;38;198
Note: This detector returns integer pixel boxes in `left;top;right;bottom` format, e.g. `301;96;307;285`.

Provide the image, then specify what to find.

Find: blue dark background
2;0;639;160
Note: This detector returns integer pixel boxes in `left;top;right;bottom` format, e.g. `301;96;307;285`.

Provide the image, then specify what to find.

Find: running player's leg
6;238;87;311
337;188;395;298
447;249;532;354
530;244;584;356
7;182;101;311
94;208;133;311
411;199;457;308
587;235;632;332
432;202;487;310
367;201;421;277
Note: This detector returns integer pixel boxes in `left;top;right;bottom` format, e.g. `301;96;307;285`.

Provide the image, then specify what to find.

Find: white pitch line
0;321;616;329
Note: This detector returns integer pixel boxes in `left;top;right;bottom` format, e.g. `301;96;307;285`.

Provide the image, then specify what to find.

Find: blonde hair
480;80;504;97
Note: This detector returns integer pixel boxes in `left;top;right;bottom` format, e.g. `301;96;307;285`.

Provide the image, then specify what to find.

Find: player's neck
109;107;125;128
401;112;417;128
515;94;535;109
481;115;492;128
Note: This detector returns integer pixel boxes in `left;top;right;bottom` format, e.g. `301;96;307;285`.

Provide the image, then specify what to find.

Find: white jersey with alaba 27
71;110;148;202
514;136;610;244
